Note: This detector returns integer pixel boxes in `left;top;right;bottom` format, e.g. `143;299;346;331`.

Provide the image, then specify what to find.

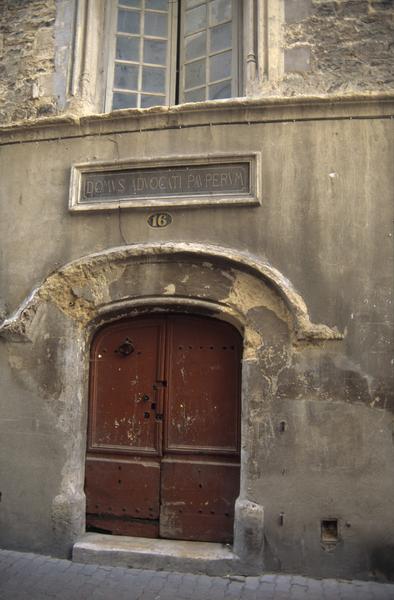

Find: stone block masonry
0;0;57;125
281;0;394;94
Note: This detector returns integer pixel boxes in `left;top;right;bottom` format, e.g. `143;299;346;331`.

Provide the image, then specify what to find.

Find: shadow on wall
370;546;394;582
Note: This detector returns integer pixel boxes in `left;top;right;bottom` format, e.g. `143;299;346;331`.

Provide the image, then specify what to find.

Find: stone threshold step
73;533;241;576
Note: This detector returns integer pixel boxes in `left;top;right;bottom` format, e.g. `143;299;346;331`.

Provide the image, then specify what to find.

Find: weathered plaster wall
0;99;393;579
1;102;392;407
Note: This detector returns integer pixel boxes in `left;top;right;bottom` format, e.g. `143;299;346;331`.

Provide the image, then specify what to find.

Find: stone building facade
0;0;393;582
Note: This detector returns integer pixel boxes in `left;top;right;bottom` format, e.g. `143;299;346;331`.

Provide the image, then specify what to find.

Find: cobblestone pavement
0;549;393;600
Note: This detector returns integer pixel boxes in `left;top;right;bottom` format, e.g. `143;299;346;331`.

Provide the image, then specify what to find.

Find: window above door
67;0;281;116
106;0;241;111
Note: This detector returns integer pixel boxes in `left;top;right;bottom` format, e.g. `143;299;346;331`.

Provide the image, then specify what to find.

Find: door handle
115;338;134;356
152;382;165;422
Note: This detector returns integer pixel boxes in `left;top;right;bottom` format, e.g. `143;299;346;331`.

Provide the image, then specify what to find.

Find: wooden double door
85;314;241;543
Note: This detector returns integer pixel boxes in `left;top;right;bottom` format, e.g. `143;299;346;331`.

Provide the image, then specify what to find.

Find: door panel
85;458;160;537
88;320;164;454
86;318;165;537
85;314;241;542
165;316;240;454
160;316;241;542
160;459;240;542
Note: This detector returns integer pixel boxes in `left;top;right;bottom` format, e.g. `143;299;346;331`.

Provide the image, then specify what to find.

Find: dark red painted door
85;315;241;543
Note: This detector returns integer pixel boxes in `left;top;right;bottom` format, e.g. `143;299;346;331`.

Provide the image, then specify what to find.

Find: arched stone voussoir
0;242;343;343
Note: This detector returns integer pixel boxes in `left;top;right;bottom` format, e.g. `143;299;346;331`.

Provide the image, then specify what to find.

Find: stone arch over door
0;242;342;567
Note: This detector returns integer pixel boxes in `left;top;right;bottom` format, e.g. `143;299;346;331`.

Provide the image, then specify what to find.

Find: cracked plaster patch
244;329;264;360
164;283;176;295
225;271;291;325
224;271;294;359
39;261;126;325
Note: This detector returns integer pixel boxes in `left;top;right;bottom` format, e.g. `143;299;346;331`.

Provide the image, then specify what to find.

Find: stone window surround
0;242;341;569
66;0;285;115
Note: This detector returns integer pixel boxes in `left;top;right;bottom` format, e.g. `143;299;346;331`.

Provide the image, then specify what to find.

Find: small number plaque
148;213;172;228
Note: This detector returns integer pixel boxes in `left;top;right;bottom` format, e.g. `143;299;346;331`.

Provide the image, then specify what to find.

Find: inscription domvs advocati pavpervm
80;162;250;203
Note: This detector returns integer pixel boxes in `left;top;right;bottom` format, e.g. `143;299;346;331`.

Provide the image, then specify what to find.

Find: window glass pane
184;58;206;89
113;0;237;109
143;39;167;65
184;87;206;102
209;0;231;26
209;50;231;82
141;94;166;108
209;22;232;53
114;64;139;89
116;36;140;61
119;0;141;7
208;80;231;99
113;92;138;109
185;4;207;34
117;9;141;34
144;11;168;37
185;31;206;61
146;0;168;9
142;67;166;92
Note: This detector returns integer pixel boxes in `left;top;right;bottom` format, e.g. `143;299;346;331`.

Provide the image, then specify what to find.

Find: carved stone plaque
69;154;261;211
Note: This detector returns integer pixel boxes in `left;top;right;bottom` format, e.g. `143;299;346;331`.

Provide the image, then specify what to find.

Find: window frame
104;1;179;111
104;0;242;112
178;0;241;104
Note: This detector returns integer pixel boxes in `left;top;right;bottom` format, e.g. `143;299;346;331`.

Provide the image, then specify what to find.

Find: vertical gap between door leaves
158;316;170;537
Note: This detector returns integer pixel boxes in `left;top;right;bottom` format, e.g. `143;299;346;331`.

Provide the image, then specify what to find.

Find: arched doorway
1;242;342;567
85;314;242;543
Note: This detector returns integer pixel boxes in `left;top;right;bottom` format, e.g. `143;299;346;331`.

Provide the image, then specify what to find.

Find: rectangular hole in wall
321;519;338;543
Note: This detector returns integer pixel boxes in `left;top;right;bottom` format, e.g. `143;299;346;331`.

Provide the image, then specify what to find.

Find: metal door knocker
115;338;134;356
